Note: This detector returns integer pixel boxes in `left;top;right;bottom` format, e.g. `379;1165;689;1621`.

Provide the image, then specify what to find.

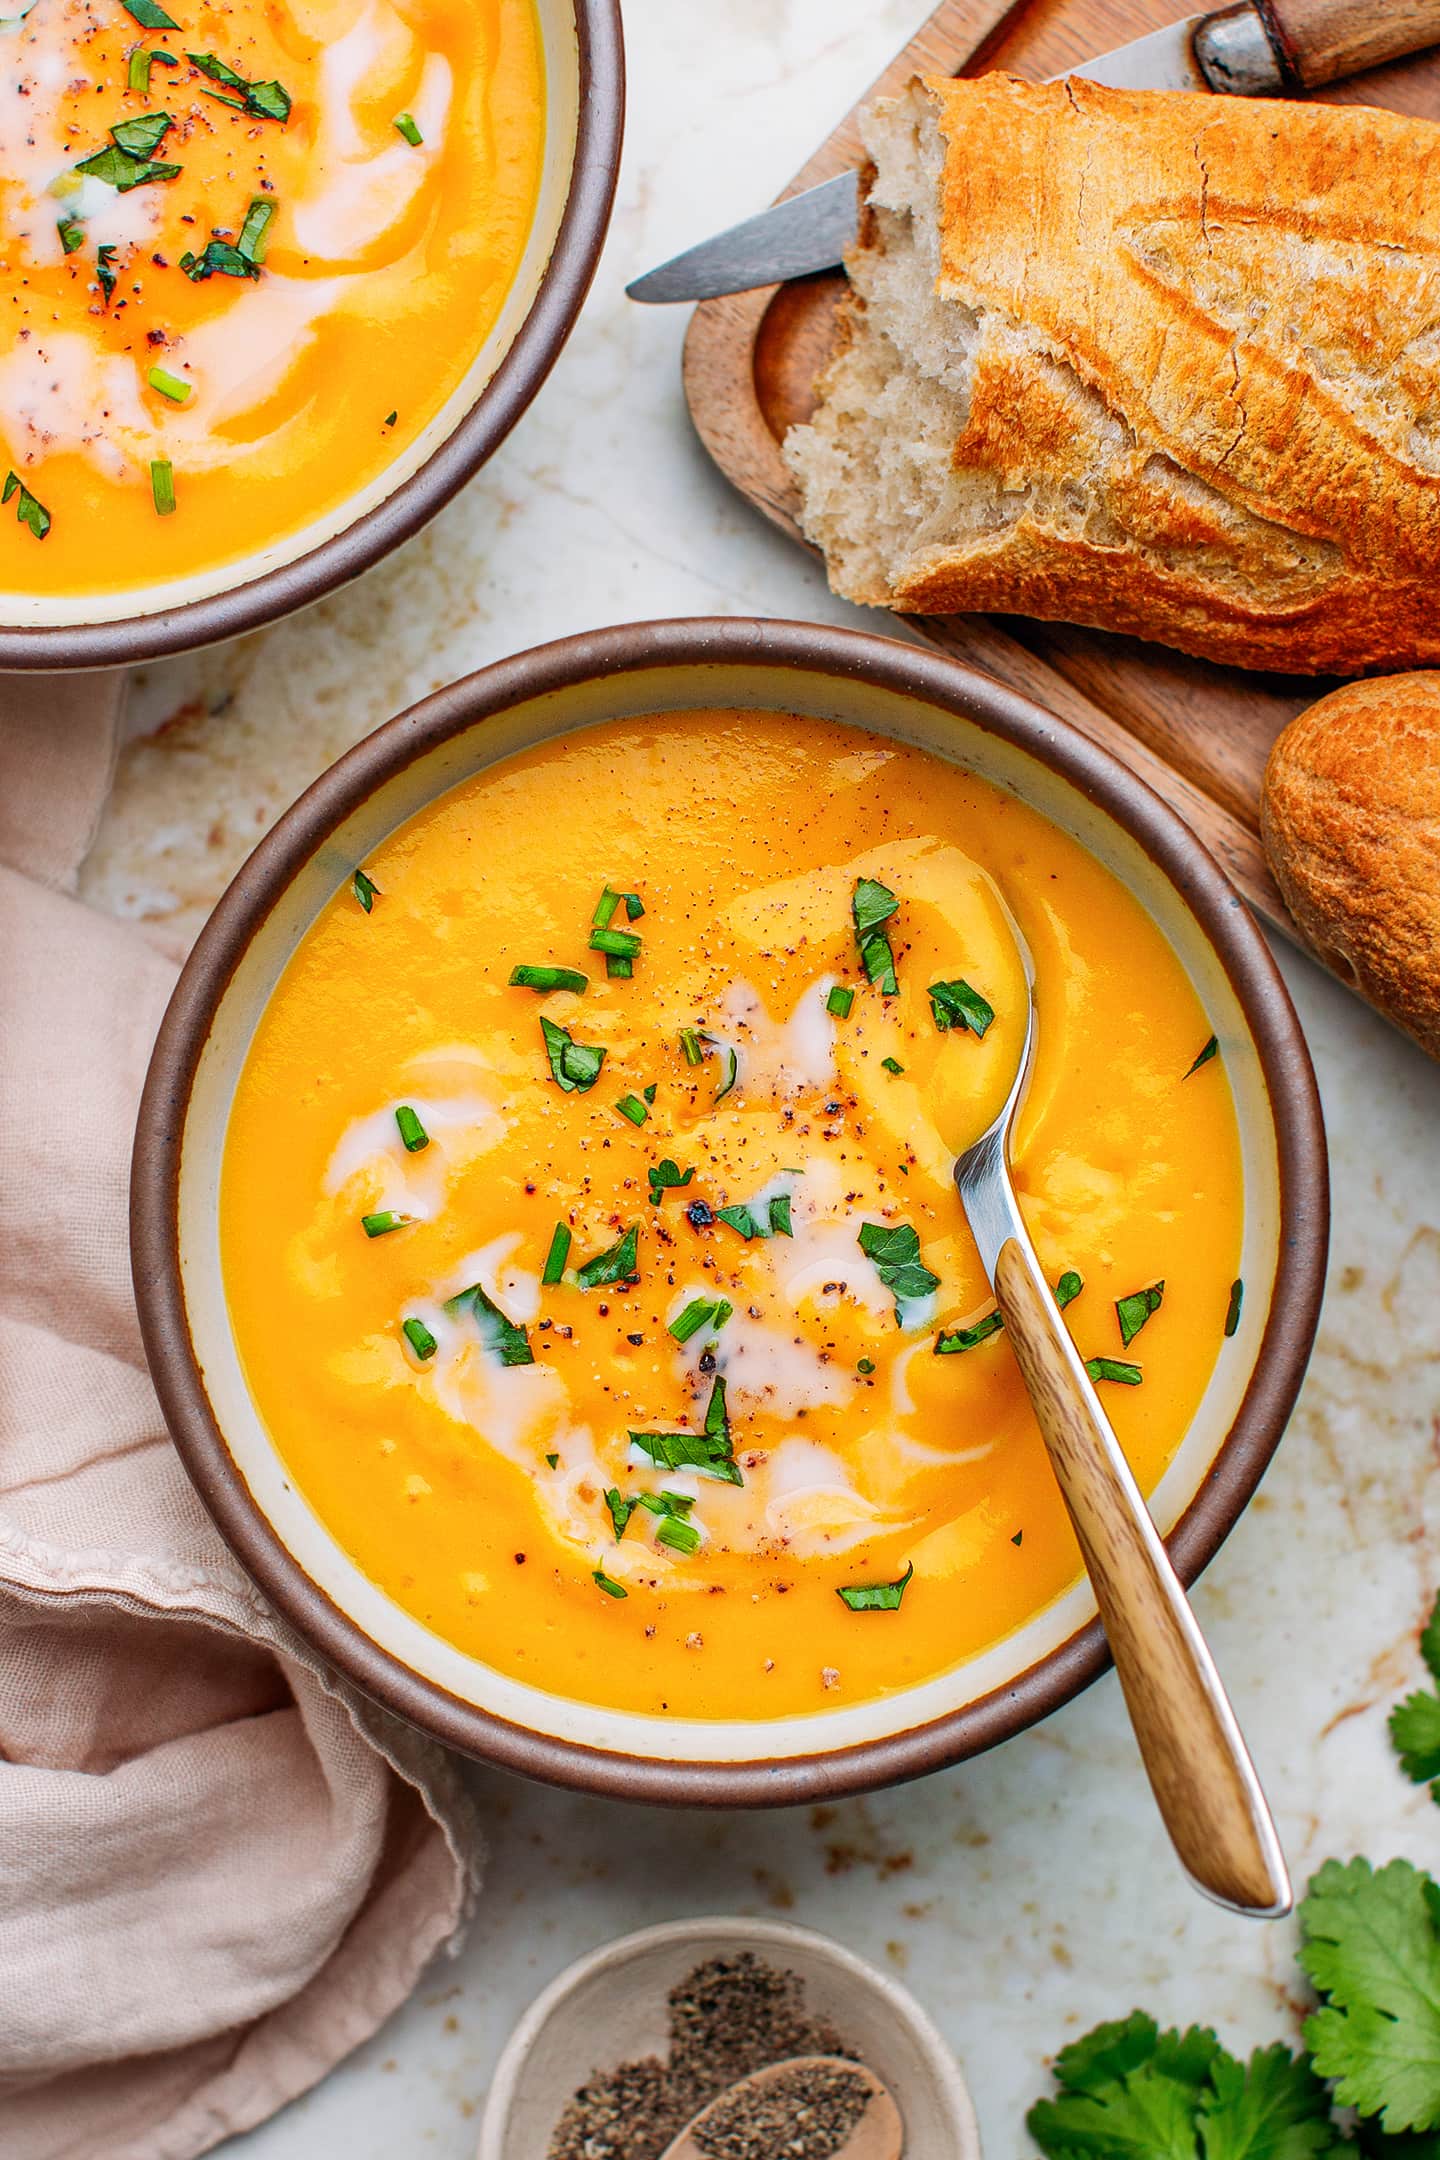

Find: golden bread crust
1262;674;1440;1056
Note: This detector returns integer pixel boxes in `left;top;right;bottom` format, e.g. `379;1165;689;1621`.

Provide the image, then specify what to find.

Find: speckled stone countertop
81;1;1440;2151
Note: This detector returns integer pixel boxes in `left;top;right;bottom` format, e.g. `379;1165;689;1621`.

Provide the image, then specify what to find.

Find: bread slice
1262;674;1440;1060
785;75;1440;674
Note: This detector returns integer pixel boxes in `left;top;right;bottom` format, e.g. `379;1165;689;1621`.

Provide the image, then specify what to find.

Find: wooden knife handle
1258;0;1440;86
993;1238;1291;1916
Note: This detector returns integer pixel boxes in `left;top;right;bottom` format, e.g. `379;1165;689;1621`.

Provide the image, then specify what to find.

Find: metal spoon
954;909;1291;1917
660;2056;902;2160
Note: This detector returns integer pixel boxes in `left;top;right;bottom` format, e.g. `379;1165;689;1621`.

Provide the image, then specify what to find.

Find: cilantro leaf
852;877;899;996
445;1281;533;1368
1301;1857;1440;2134
540;1015;606;1093
1198;2044;1341;2159
858;1220;939;1308
575;1223;639;1290
1422;1595;1440;1687
1391;1691;1440;1787
1028;2014;1222;2158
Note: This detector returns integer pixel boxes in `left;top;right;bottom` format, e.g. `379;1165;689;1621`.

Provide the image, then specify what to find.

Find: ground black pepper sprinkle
546;1954;858;2160
693;2062;873;2159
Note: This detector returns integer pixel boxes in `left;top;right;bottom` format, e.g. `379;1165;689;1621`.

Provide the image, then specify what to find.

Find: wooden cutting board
682;0;1440;999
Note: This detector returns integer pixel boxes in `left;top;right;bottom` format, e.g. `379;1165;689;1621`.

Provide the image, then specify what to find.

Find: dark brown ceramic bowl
0;0;623;672
131;618;1328;1806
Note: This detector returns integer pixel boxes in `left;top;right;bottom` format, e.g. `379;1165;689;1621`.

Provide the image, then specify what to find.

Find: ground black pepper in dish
546;1953;858;2160
692;2061;873;2158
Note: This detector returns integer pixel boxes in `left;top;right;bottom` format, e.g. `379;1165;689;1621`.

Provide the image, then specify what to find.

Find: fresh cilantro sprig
1302;1857;1440;2136
1388;1593;1440;1792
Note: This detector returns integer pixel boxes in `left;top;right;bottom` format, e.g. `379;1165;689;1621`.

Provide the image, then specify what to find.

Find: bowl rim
476;1912;982;2159
130;615;1330;1806
0;0;625;674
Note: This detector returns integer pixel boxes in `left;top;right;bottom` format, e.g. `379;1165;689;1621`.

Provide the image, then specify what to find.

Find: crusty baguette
1262;675;1440;1058
785;75;1440;674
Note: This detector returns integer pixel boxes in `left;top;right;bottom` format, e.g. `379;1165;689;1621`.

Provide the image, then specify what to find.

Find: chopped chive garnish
858;1221;939;1310
604;1488;635;1540
881;1056;904;1075
446;1281;533;1366
147;363;191;404
1056;1270;1084;1309
642;1083;657;1105
679;1027;703;1066
542;1222;572;1285
606;954;634;981
592;887;621;930
393;111;423;145
540;1015;606;1092
669;1296;732;1345
935;1311;1004;1355
110;110;173;156
1116;1281;1164;1348
711;1041;740;1103
237;194;275;266
592;1566;627;1600
616;1094;648;1127
630;1378;741;1485
352;867;380;912
648;1158;694;1206
128;45;178;93
1184;1034;1219;1078
510;964;588;994
826;985;854;1019
838;1561;914;1613
149;459;176;516
4;472;50;540
402;1316;437;1361
58;215;85;254
122;0;179;30
637;1490;696;1520
590;926;641;961
857;1357;875;1375
394;1104;429;1154
1086;1357;1143;1387
362;1210;410;1238
575;1223;639;1289
929;978;996;1037
656;1515;701;1557
852;877;899;997
1225;1278;1244;1338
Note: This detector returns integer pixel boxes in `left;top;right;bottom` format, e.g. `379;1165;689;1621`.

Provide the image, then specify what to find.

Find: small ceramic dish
477;1914;982;2160
130;617;1328;1804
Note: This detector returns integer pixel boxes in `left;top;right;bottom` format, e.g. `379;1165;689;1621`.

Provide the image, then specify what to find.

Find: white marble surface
80;1;1440;2152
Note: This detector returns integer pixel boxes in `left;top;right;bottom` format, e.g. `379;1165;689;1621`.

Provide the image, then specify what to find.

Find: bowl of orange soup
131;619;1327;1801
0;0;621;667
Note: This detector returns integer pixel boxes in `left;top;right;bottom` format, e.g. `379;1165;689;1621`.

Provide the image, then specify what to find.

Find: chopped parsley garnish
510;964;588;994
187;52;292;122
149;459;176;517
180;239;260;282
826;984;854;1019
1115;1280;1164;1348
852;877;899;996
362;1210;410;1238
540;1015;605;1092
669;1297;732;1345
1225;1278;1244;1338
880;1056;904;1075
838;1562;913;1613
75;140;181;191
604;1488;635;1540
3;472;50;541
122;0;179;29
615;1094;648;1127
716;1192;793;1242
128;46;178;94
394;1104;429;1154
709;1039;740;1103
655;1515;701;1556
352;867;380;912
237;195;275;266
147;363;191;404
858;1220;939;1309
1085;1356;1143;1386
401;1316;437;1362
58;215;85;254
446;1281;533;1366
393;111;423;146
592;1566;627;1600
541;1222;572;1286
936;1269;1083;1355
679;1027;703;1066
928;978;996;1037
648;1158;694;1206
1184;1034;1219;1078
110;110;173;156
630;1377;741;1486
575;1223;639;1290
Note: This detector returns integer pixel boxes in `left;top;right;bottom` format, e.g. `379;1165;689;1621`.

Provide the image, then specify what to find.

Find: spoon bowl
661;2055;902;2160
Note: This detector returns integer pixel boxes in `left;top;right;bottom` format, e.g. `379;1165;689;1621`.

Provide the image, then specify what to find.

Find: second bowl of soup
132;619;1327;1801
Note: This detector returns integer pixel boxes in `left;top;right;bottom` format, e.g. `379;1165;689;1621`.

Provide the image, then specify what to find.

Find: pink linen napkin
0;676;480;2160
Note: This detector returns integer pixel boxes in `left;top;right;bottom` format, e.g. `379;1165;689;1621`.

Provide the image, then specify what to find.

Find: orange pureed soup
221;712;1245;1721
0;0;544;594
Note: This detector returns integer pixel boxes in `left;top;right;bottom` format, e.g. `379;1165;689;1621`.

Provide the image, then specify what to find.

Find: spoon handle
993;1236;1291;1918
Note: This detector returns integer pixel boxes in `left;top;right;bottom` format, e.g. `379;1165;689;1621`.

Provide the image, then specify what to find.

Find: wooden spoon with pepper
660;2055;902;2159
